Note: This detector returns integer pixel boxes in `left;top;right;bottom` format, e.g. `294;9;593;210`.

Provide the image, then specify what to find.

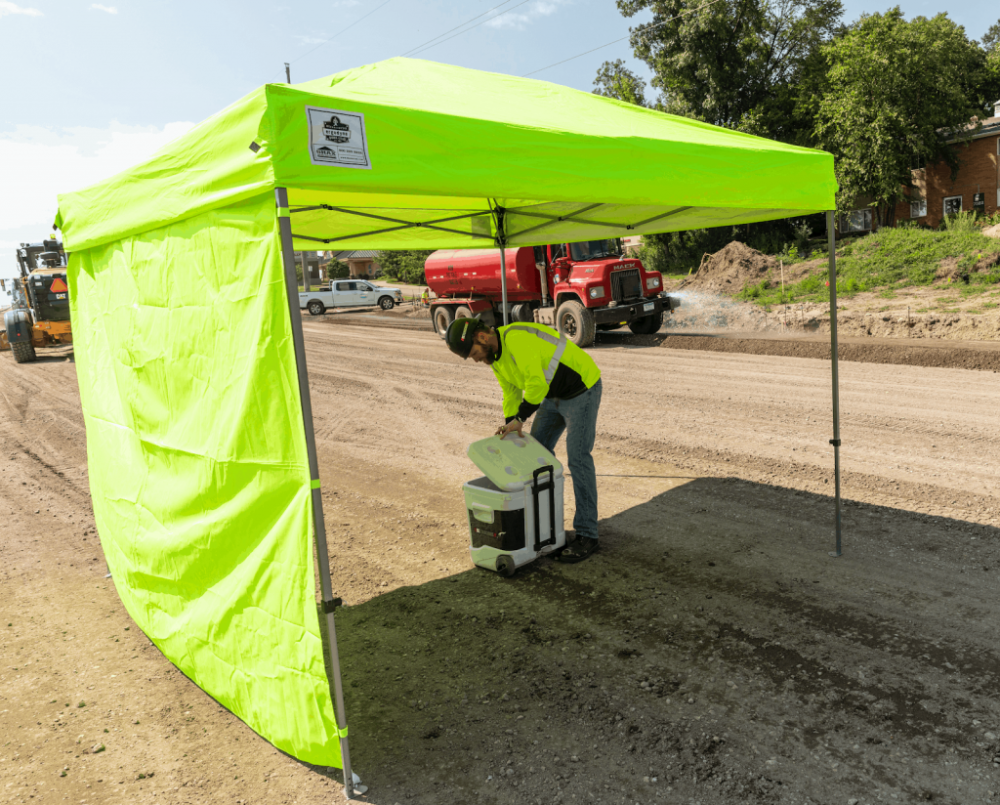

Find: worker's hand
495;419;524;439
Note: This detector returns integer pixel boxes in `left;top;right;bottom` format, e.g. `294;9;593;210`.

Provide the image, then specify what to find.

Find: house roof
948;114;1000;142
331;250;379;260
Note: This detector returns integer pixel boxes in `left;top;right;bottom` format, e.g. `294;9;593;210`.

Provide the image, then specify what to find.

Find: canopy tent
56;57;843;799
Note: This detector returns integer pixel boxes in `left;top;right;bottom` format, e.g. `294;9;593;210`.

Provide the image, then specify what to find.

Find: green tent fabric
55;57;838;773
58;57;836;255
67;197;343;767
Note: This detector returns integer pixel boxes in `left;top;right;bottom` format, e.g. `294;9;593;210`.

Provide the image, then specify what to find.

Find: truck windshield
569;240;622;262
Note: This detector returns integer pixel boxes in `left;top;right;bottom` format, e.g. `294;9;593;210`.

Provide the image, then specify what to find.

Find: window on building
943;195;962;216
910;199;927;218
841;209;872;233
910;153;926;171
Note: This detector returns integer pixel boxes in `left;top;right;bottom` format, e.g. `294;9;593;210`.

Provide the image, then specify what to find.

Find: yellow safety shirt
491;323;601;420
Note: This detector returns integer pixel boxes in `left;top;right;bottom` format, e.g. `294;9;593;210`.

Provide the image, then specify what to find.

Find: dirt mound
936;251;1000;281
983;223;1000;239
685;241;778;294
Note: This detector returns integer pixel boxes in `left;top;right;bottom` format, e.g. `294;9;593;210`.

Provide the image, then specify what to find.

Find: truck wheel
11;341;36;363
628;310;663;335
433;306;454;339
307;301;325;316
454;306;473;320
556;300;596;348
378;296;394;310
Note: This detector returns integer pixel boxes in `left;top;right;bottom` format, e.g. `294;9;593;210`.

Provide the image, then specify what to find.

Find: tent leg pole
496;205;509;326
500;246;509;326
826;210;843;558
276;188;357;799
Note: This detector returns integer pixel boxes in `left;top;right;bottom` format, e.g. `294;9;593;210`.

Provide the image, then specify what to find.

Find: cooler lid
467;434;563;491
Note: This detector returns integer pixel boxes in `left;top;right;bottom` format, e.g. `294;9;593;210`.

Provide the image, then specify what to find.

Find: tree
814;10;990;227
592;59;647;106
983;19;1000;53
328;259;350;280
985;23;1000;106
616;0;843;141
374;250;433;286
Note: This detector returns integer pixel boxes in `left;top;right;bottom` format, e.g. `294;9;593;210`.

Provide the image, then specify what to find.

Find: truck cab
425;237;678;347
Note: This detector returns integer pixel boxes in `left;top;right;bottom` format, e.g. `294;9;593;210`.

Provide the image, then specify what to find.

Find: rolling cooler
464;434;566;576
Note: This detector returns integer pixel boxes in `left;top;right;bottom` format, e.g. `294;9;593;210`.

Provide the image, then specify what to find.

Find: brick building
836;101;1000;235
894;100;1000;229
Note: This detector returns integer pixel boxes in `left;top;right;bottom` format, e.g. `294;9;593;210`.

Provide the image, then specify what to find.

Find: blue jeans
530;379;602;540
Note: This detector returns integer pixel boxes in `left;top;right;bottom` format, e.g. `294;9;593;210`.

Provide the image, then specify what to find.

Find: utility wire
405;0;535;59
290;0;394;65
521;0;727;77
401;0;514;57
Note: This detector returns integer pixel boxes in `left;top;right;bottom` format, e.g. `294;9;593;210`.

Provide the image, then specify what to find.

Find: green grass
737;224;1000;306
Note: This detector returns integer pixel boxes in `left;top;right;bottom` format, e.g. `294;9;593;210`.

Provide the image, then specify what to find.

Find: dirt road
2;326;1000;805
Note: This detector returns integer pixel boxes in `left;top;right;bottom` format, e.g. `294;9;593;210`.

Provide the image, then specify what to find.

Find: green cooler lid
467;434;563;492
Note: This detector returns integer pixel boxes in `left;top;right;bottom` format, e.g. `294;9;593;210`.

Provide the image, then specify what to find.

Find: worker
421;287;430;306
446;317;602;562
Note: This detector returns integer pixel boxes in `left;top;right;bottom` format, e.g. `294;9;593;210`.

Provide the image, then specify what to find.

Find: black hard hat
446;317;485;359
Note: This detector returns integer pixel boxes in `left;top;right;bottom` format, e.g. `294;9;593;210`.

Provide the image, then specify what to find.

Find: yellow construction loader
1;238;72;363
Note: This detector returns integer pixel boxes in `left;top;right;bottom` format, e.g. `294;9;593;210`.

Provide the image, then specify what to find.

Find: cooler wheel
495;556;516;577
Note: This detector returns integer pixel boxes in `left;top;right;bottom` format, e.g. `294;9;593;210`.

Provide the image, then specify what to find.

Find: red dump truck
425;239;679;347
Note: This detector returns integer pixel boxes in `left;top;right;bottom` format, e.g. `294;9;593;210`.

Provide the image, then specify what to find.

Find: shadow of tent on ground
315;476;1000;804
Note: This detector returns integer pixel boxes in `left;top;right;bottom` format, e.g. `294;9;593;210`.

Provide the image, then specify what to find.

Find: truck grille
610;268;642;302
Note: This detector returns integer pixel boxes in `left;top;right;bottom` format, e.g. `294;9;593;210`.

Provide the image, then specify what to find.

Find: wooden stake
780;260;785;330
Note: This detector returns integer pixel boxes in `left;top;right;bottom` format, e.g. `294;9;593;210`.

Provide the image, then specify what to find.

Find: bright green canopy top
57;57;836;253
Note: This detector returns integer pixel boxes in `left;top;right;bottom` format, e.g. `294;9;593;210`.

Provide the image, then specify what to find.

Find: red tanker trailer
425;239;680;347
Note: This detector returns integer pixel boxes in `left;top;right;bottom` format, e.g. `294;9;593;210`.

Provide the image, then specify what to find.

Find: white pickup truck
299;280;404;316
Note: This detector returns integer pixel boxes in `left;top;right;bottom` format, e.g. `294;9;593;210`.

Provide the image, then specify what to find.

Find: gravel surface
2;329;999;805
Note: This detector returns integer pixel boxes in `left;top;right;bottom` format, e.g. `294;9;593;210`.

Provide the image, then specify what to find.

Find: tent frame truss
289;205;494;245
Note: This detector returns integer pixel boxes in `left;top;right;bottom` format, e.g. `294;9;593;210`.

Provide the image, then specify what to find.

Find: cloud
89;3;118;13
0;121;195;265
485;0;567;30
295;34;329;45
0;1;43;17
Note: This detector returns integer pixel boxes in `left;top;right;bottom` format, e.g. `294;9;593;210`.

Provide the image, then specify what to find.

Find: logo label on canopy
306;106;371;170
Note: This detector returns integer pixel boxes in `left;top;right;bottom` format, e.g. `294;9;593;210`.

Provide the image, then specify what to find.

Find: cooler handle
531;465;556;551
470;503;495;523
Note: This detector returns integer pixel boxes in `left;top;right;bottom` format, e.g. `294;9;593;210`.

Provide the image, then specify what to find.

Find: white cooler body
463;434;566;575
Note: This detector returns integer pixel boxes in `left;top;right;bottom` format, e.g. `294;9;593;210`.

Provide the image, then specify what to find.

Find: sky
1;0;997;284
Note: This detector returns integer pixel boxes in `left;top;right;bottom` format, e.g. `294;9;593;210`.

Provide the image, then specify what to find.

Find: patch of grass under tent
737;215;1000;306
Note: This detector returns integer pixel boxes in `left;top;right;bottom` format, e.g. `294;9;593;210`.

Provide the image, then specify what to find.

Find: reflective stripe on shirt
504;324;567;383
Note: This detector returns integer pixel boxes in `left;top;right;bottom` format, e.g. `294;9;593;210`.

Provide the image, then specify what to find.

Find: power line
521;0;727;78
401;0;514;57
404;0;535;59
290;0;394;66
